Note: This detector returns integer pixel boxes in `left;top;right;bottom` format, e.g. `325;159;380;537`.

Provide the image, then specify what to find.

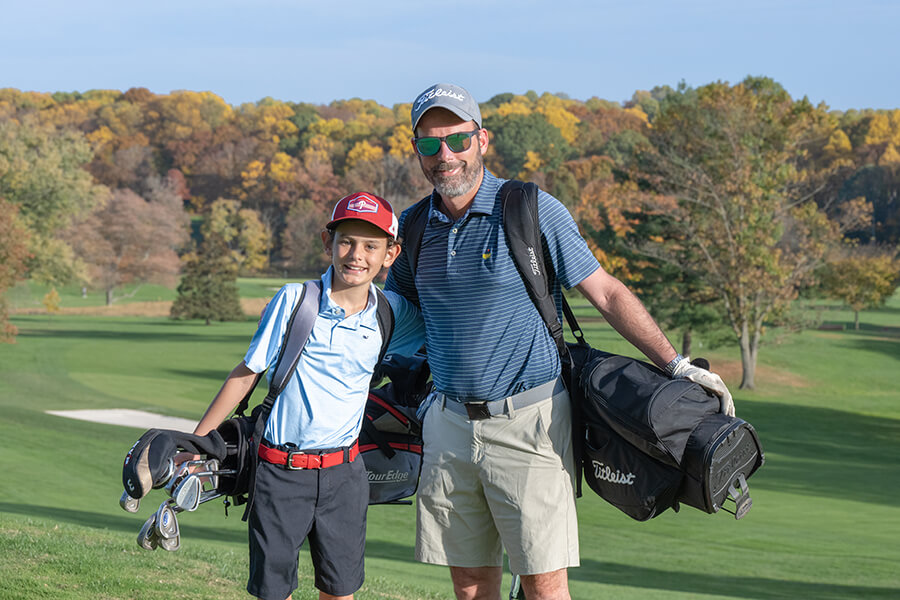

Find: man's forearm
576;268;677;370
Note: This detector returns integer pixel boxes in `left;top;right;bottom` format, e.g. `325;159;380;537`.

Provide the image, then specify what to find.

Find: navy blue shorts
246;454;368;600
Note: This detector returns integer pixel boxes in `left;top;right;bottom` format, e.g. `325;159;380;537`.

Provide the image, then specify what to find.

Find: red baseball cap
326;192;399;238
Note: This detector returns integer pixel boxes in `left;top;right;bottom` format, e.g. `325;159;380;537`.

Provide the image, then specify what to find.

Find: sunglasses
413;130;480;156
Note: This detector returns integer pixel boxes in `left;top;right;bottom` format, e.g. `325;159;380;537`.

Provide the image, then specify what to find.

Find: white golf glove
672;358;735;417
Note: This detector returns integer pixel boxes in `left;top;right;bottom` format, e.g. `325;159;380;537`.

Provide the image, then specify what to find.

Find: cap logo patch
415;86;466;111
347;195;379;214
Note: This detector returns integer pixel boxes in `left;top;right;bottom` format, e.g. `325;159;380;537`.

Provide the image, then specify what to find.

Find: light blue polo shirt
384;169;600;402
243;267;425;450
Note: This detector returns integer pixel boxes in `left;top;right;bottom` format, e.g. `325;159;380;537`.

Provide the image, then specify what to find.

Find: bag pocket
359;434;422;504
582;422;683;521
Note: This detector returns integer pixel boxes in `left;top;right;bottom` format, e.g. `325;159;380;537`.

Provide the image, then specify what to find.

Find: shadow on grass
836;337;900;362
0;502;246;545
164;368;236;383
739;401;900;507
819;321;900;339
15;327;250;345
571;558;899;599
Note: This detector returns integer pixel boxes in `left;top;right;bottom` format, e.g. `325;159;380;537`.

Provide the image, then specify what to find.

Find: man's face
413;109;488;200
321;220;400;293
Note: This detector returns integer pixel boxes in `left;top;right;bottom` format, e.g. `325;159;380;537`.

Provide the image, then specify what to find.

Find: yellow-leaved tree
821;245;900;329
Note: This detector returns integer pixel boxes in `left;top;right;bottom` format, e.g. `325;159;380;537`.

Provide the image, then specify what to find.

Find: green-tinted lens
415;137;442;156
445;132;474;152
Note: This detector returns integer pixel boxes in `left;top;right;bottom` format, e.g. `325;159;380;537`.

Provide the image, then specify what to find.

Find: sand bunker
46;409;196;432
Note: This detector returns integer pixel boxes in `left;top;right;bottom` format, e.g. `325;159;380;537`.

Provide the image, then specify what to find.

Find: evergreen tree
170;234;244;324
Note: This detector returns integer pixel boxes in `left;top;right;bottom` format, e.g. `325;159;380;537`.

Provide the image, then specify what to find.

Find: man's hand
673;359;735;417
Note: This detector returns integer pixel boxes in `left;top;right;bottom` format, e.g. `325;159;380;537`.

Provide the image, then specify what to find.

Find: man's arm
575;266;677;370
575;266;735;416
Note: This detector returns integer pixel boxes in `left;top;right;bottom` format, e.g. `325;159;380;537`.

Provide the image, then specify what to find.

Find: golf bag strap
242;280;320;520
374;287;395;368
500;180;586;496
360;417;397;459
400;195;432;281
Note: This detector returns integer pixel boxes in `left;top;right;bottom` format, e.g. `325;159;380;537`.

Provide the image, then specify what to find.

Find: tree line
1;79;898;386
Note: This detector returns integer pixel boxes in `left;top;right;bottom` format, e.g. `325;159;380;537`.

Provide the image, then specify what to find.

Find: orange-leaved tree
0;200;30;342
67;177;189;305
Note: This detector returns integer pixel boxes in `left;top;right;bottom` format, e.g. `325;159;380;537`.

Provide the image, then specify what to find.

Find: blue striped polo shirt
384;169;600;402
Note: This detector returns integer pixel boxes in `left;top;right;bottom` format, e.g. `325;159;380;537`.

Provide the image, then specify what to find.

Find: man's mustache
432;161;464;174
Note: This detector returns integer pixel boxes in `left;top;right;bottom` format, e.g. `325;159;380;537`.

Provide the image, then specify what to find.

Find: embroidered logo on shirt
482;249;492;260
347;195;379;214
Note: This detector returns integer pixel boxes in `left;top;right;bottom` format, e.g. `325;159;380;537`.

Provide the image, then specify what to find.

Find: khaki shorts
415;387;580;575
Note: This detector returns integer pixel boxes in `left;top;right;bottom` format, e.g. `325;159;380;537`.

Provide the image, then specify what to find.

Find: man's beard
424;151;483;199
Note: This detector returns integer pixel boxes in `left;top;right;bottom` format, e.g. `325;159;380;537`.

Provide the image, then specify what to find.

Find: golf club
158;533;181;552
119;490;140;513
152;456;176;490
154;500;180;540
173;474;203;511
137;513;159;550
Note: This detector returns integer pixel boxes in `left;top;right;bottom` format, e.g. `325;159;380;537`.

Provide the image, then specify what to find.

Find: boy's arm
383;291;426;358
193;361;260;436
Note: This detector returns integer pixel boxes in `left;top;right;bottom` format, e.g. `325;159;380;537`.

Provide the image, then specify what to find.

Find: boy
186;192;425;600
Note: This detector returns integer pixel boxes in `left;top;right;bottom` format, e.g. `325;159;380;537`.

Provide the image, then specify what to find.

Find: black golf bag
571;345;764;520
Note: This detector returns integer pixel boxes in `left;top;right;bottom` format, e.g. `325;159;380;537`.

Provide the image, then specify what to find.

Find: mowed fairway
1;285;898;599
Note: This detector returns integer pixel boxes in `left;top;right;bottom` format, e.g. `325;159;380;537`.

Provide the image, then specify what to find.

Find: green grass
1;289;898;598
6;276;320;310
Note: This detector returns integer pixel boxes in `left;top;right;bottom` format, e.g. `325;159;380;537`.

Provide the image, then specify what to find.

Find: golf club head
203;458;220;490
154;501;180;540
152;456;176;490
164;463;190;496
137;514;159;550
158;533;181;552
119;490;140;513
173;474;202;511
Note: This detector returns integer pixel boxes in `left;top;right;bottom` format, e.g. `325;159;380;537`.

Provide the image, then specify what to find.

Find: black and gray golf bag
570;345;765;521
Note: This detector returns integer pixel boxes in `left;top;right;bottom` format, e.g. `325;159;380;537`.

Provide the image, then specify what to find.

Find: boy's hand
672;359;735;417
173;451;202;469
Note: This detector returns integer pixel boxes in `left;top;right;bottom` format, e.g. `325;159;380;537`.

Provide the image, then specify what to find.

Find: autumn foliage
0;83;898;375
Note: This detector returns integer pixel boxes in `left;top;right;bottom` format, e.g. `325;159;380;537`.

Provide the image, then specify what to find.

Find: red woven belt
258;442;359;470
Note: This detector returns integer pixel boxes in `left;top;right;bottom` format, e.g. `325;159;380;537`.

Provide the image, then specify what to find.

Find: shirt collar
319;267;379;330
428;167;500;223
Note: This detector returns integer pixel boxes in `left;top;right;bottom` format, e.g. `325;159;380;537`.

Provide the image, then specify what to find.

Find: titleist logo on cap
415;86;466;110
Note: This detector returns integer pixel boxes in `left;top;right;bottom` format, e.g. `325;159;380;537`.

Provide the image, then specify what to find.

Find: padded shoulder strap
501;180;570;357
268;279;321;395
501;180;587;497
233;280;321;417
241;279;321;520
374;286;395;365
402;195;432;278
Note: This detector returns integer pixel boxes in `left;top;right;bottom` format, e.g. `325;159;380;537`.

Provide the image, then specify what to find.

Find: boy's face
321;220;400;292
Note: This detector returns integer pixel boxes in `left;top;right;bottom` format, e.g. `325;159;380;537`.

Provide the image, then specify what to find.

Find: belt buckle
464;402;492;420
284;450;319;470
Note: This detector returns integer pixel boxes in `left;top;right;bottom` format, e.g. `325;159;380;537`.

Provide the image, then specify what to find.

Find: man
385;83;733;600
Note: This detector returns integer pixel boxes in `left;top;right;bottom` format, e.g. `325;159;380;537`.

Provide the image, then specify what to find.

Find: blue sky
2;0;897;111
